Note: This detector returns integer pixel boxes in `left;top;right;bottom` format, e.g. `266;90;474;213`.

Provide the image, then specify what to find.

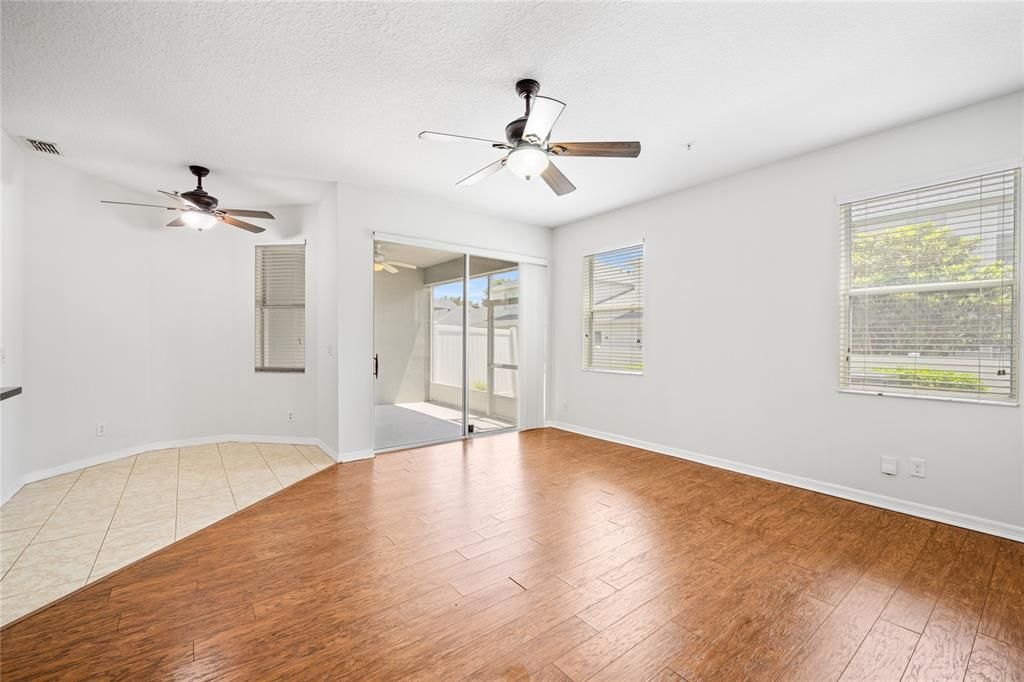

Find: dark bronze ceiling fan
419;79;641;196
101;165;274;233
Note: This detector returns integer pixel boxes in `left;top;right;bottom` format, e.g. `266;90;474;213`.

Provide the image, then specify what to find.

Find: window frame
254;241;307;373
836;166;1020;406
582;242;646;376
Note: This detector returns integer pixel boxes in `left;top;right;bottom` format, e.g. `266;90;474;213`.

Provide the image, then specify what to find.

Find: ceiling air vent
23;138;61;155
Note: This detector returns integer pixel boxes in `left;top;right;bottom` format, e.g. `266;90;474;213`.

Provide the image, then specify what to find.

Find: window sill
582;367;644;376
838;388;1018;407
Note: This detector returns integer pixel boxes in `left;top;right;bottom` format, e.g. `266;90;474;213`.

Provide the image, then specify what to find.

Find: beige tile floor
0;441;334;626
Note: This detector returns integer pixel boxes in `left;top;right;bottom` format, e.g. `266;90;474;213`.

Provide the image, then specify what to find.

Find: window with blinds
583;244;644;373
839;168;1019;403
255;243;306;372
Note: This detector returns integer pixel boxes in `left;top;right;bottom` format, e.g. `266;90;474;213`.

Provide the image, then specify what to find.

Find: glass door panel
373;241;464;450
466;257;518;434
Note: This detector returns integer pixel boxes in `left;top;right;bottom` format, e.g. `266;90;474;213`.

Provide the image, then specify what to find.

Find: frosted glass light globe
182;211;218;231
506;145;549;180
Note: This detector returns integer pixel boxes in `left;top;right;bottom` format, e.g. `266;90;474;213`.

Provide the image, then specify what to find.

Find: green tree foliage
850;222;1013;391
852;221;1010;288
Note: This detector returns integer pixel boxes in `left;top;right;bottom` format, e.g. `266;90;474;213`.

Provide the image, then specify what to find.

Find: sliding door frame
372;232;542;451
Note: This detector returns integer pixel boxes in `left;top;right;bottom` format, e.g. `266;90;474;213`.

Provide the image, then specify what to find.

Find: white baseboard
2;434;345;505
545;420;1024;543
338;448;374;463
312;439;340;462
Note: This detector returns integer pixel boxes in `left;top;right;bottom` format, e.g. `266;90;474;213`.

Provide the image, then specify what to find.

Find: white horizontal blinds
839;168;1019;402
255;244;306;372
583;244;644;373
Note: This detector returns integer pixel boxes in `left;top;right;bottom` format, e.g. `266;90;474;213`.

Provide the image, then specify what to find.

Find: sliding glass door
373;241;518;451
466;261;518;434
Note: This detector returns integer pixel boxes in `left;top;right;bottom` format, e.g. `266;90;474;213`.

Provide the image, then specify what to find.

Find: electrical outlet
0;348;6;364
96;423;106;437
880;456;899;476
562;401;569;412
910;458;927;478
327;344;334;358
287;410;295;422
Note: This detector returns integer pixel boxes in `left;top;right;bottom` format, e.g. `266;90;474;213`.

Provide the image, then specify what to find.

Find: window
255;243;306;372
839;168;1019;403
583;244;644;373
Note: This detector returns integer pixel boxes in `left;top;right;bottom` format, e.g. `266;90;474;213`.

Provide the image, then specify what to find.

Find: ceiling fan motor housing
181;190;218;210
183;166;218;209
505;116;528;146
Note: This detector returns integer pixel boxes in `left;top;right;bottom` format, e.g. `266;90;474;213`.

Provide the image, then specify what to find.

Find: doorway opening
373;240;519;451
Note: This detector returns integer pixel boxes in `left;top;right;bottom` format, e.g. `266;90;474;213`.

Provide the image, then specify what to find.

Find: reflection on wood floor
1;428;1022;680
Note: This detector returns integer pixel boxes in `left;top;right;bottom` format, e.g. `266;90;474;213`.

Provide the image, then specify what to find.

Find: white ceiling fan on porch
374;244;417;274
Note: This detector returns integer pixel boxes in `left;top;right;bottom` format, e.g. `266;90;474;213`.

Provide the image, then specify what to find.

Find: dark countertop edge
1;386;22;401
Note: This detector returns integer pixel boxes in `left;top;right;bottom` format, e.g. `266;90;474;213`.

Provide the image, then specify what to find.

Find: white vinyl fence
432;324;518;397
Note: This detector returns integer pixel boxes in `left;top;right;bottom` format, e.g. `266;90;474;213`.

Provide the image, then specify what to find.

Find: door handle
373;354;379;378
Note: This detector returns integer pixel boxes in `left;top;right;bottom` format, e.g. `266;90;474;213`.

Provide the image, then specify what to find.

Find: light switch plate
880;456;899;476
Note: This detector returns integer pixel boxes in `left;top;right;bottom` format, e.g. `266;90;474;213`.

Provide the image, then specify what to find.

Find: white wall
373;267;429;406
1;133;28;501
1;153;339;498
336;183;551;458
312;189;339;453
549;92;1024;533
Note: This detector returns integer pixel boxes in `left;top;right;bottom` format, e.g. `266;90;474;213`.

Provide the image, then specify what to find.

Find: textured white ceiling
3;2;1022;227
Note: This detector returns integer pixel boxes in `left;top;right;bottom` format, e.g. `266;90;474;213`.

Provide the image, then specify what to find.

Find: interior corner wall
548;91;1024;533
2;155;336;498
1;133;27;501
335;183;551;458
313;186;339;454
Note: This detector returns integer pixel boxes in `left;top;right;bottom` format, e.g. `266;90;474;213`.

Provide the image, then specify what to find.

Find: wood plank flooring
1;428;1022;680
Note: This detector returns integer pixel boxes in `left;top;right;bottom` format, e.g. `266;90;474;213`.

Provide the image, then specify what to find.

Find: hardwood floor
1;428;1022;680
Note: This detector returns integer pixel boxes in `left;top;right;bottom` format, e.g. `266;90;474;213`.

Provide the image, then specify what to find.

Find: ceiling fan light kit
101;165;276;234
419;78;641;196
506;144;549;180
181;210;218;231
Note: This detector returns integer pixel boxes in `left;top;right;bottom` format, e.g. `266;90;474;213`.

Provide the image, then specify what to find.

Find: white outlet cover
880;456;899;476
910;458;927;478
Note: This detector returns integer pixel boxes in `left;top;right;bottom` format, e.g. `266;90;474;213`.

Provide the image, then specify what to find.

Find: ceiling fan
373;244;417;274
419;79;640;196
101;165;274;233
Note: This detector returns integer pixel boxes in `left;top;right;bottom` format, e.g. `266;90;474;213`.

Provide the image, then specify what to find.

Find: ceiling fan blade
221;215;266;233
166;218;186;227
381;263;399;274
390;261;417;270
548;141;641;158
101;200;181;210
220;209;275;219
419;131;509;149
158;190;200;209
522;96;565;144
540;161;576;196
456;157;506;187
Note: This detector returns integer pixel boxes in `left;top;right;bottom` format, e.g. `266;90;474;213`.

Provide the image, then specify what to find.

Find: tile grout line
253;442;285;489
85;455;139;585
217;443;241;514
0;469;85;594
293;442;317;469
